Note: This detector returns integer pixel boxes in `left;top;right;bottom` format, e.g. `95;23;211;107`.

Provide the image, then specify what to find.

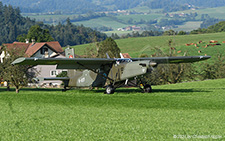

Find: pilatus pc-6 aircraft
12;55;210;94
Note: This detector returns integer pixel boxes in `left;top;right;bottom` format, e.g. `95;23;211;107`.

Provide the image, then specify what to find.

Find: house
1;41;66;87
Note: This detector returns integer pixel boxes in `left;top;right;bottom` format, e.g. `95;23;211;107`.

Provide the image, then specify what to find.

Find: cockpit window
116;58;132;64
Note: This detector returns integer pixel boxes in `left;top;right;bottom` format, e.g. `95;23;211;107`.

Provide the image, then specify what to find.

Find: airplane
12;55;210;94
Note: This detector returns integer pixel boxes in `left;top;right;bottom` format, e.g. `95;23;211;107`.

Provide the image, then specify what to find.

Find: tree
142;40;195;85
178;31;187;35
163;30;177;36
200;53;225;80
97;38;121;58
17;25;54;42
0;45;31;93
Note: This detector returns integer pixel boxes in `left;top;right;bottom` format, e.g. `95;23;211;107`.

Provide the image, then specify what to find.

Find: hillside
72;32;225;59
2;0;225;13
25;5;225;34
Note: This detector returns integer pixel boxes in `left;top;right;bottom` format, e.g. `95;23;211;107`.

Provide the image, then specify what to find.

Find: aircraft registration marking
78;77;86;83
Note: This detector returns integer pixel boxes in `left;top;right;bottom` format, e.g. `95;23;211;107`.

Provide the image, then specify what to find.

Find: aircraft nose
149;62;157;67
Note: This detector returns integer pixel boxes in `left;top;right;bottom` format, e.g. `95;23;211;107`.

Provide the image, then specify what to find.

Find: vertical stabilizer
120;53;124;58
65;47;75;58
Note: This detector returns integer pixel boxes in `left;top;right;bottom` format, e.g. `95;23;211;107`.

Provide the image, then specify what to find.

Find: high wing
12;56;210;69
131;56;211;64
12;57;116;69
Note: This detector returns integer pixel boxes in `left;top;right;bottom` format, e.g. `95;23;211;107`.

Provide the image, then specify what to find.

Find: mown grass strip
0;79;225;140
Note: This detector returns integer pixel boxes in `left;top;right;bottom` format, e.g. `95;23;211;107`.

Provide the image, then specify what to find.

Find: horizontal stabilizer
43;77;70;81
33;77;70;82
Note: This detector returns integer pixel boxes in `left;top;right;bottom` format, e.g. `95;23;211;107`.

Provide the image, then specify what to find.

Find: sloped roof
2;42;31;56
25;42;46;57
2;41;64;57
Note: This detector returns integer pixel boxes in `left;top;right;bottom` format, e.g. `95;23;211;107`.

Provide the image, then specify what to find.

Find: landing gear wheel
144;84;152;93
105;85;115;94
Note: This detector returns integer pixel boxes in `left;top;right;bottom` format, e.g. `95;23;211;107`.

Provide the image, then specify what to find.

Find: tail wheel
105;85;115;94
144;84;152;93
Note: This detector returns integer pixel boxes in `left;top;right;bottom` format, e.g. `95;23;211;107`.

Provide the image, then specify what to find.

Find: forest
2;0;225;14
0;2;107;46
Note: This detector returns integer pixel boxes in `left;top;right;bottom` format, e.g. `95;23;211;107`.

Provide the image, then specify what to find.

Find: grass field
72;32;225;59
1;78;225;140
171;6;225;20
25;6;225;33
73;17;130;30
173;21;203;32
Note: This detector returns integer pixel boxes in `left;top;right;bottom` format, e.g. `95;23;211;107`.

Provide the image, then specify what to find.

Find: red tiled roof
25;42;46;57
3;41;64;57
3;42;30;55
46;41;64;53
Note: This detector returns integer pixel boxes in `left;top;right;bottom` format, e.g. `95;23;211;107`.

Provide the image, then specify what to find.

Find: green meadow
171;6;225;20
72;32;225;59
1;78;225;140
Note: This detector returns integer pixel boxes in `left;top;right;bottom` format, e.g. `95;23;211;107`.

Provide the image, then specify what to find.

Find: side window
41;48;48;55
50;70;58;77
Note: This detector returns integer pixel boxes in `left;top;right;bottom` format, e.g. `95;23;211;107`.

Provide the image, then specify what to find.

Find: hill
72;32;225;60
26;5;225;34
2;0;225;13
1;78;225;140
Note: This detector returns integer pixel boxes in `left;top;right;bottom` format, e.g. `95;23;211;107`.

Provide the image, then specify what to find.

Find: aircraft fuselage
66;59;150;88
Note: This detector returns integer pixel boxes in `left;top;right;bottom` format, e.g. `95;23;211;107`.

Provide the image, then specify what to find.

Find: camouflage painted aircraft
12;54;210;94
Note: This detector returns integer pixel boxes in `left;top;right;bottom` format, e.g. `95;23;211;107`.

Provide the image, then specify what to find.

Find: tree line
190;21;225;34
0;2;107;46
145;0;225;12
4;0;225;14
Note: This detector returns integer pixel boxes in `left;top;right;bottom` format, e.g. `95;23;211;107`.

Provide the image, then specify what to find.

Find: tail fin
120;53;124;58
65;47;75;58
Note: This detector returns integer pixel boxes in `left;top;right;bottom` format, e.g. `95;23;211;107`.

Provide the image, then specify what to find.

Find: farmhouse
117;25;141;31
0;40;66;87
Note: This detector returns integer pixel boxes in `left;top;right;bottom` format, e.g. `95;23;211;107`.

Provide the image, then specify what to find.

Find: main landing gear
143;84;152;93
105;85;115;94
104;83;152;94
140;84;152;93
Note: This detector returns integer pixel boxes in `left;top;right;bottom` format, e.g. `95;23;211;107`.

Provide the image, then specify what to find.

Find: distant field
73;17;130;30
171;6;225;20
1;78;225;140
72;13;162;30
197;6;225;19
24;6;225;33
104;30;134;36
173;21;203;32
130;6;163;13
116;14;162;23
72;32;225;60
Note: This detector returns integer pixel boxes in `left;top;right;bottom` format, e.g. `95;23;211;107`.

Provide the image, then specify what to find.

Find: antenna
106;53;110;59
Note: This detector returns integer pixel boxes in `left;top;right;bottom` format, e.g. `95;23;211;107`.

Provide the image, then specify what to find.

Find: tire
105;85;115;94
144;84;152;93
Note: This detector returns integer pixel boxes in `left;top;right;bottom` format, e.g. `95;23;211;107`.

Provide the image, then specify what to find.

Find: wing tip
11;57;26;65
200;56;211;60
